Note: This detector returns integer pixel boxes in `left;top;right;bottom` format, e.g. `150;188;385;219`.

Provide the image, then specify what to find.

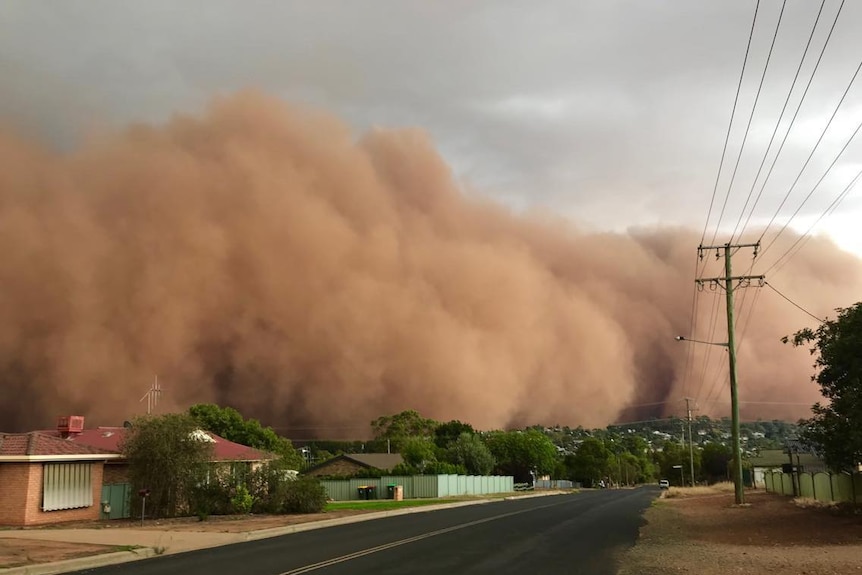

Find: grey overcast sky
2;0;861;255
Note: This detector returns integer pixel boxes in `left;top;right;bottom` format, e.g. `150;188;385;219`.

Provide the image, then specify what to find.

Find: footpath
0;492;564;575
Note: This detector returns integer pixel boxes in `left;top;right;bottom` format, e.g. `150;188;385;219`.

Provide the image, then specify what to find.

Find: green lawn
325;499;454;511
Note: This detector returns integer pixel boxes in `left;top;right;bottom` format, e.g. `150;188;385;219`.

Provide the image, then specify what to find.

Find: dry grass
792;497;839;510
663;481;735;499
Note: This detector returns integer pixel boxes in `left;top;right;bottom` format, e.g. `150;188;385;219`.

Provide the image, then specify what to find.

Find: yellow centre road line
277;498;569;574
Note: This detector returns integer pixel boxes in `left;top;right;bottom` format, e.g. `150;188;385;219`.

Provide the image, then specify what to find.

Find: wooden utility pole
685;397;696;487
697;242;764;505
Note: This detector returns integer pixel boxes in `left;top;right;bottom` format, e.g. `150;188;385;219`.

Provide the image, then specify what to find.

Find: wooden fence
763;469;862;504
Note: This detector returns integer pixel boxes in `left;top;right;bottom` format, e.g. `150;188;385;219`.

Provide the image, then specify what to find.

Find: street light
675;334;744;504
674;335;728;347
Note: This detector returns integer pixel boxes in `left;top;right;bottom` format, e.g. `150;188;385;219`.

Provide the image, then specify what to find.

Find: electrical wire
700;0;761;249
731;0;827;242
710;0;788;247
760;110;862;262
702;286;762;408
764;281;824;322
692;286;725;403
766;165;862;275
757;54;862;249
738;0;845;241
680;253;703;398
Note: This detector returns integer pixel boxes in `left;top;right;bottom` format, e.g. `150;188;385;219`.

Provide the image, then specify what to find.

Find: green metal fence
319;474;514;501
764;470;862;504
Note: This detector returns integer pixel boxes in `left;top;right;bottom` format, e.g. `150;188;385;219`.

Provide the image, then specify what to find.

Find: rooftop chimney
57;416;85;438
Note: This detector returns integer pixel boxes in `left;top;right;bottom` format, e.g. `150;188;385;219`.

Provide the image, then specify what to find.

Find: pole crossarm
697;275;765;291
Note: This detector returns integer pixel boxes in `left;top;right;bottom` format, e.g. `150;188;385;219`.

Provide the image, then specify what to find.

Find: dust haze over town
2;1;862;435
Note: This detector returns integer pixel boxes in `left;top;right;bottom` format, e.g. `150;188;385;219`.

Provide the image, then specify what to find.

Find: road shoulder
618;488;862;575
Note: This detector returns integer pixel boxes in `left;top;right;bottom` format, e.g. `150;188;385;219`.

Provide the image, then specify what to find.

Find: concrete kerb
0;548;157;575
0;490;573;574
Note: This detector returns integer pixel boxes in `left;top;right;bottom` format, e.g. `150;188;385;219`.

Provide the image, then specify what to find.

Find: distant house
749;449;827;488
304;453;404;477
0;416;277;526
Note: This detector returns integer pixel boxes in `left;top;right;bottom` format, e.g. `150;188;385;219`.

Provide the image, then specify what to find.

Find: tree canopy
121;413;213;518
784;302;862;471
434;420;476;448
188;403;302;468
484;429;558;482
371;410;439;451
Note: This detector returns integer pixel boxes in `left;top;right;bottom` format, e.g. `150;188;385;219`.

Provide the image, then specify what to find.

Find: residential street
71;488;657;575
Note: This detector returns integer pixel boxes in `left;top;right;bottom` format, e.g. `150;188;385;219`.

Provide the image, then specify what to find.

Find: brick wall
0;462;106;526
0;464;31;526
23;462;104;526
103;463;130;484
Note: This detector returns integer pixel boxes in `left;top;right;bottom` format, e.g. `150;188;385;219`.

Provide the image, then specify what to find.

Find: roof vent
57;416;85;437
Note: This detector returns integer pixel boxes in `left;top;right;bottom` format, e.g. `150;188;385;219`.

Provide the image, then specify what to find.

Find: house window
42;463;93;511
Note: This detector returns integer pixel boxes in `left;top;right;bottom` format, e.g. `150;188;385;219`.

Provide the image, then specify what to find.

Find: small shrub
282;477;328;514
231;485;254;514
189;481;232;517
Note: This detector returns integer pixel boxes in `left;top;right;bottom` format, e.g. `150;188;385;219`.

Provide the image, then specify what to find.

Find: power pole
678;421;686;487
685;397;695;487
697;242;764;506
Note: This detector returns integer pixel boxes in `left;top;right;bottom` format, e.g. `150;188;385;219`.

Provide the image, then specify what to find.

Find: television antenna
139;375;163;415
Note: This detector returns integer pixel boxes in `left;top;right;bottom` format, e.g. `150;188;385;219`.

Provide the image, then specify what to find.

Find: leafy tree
784;302;862;471
701;443;732;482
485;429;559;482
446;432;496;475
371;410;440;451
400;436;437;469
121;413;213;518
434;420;476;448
563;438;610;487
654;441;700;486
188;404;302;468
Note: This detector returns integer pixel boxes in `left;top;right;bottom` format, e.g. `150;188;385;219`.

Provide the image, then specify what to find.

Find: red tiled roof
37;428;275;462
0;432;118;457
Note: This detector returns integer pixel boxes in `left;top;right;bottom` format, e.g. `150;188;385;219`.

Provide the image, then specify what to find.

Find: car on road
659;479;670;490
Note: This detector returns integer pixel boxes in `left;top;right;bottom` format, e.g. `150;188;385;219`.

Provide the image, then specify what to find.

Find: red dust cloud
1;92;859;435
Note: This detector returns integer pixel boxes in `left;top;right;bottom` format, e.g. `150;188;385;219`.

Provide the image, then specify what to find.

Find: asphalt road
72;488;658;575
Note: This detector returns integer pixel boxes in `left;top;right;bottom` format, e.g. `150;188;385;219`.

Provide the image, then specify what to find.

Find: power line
757;54;862;249
692;286;725;402
764;281;824;322
710;0;788;247
700;0;761;247
739;0;846;240
731;0;827;242
702;286;760;408
761;114;862;262
767;166;862;275
680;253;703;398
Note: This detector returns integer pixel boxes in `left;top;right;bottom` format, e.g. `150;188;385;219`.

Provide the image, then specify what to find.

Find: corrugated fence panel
413;475;438;498
799;473;814;498
321;474;516;500
813;472;832;502
780;473;793;495
42;463;92;511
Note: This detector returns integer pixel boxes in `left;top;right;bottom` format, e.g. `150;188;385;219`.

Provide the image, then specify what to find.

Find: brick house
304;453;404;477
0;416;277;526
0;431;123;526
